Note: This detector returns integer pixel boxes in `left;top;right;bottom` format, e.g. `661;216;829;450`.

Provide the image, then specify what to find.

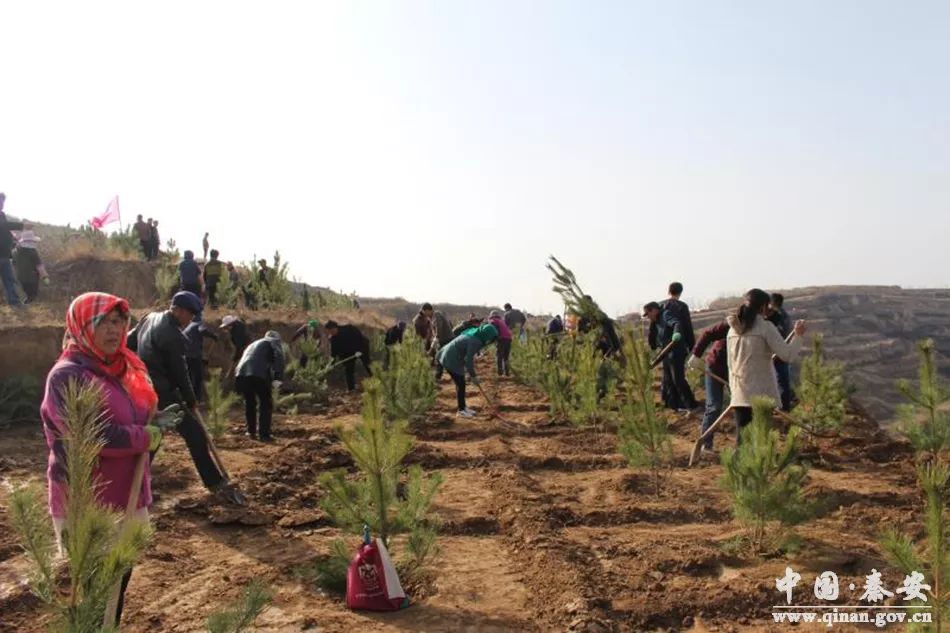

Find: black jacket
330;325;370;359
384;325;405;346
767;308;792;339
596;316;622;357
127;311;196;407
649;299;695;351
236;338;285;381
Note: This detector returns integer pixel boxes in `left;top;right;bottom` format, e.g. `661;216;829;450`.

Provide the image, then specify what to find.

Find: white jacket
726;314;802;408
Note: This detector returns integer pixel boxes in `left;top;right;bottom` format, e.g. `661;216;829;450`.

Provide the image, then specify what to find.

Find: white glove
272;380;282;390
687;355;704;371
354;351;362;358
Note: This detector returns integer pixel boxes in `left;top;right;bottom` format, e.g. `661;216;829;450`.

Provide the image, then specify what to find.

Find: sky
1;1;947;316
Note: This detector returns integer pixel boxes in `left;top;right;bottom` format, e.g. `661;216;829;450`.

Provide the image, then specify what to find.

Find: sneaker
259;435;274;443
700;446;718;460
463;408;477;416
245;431;258;440
456;409;476;419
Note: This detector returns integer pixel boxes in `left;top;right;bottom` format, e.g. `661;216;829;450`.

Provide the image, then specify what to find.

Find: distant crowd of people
0;193;50;307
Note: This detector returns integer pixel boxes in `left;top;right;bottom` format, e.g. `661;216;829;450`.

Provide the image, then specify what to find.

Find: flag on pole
90;196;121;229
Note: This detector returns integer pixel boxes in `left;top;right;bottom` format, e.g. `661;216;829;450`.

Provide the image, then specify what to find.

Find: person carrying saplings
436;323;499;419
324;320;373;391
235;330;285;441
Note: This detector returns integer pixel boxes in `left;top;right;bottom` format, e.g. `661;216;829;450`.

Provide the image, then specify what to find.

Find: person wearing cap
183;315;219;403
221;315;251;377
235;331;285;441
436;323;499;418
128;292;242;503
291;319;326;368
324;320;372;391
14;227;49;303
413;303;434;351
177;250;203;296
0;193;24;306
488;310;513;377
503;303;527;344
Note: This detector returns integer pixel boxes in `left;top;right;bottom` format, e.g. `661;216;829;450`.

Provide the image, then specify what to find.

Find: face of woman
93;310;128;357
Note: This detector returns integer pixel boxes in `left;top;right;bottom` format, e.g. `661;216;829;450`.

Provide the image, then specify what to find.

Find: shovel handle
649;341;677;369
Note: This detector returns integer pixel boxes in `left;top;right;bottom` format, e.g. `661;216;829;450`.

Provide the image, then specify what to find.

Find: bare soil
0;359;924;632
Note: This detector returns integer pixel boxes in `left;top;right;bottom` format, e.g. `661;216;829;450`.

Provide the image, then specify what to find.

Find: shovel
102;452;148;629
649;341;677;369
474;381;521;427
688;406;734;467
192;408;248;506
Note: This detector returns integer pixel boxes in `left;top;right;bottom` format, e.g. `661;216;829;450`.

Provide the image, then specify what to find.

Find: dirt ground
0;357;927;632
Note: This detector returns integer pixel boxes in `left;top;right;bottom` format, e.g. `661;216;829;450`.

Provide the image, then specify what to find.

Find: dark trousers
496;338;512;376
448;370;467;411
156;398;225;489
733;406;754;445
182;281;202;296
187;357;204;402
206;280;219;308
237;376;273;438
139;240;150;259
20;279;39;303
701;370;726;450
774;359;794;411
662;345;697;410
343;352;373;391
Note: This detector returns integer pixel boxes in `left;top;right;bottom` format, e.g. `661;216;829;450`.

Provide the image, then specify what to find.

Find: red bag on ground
346;530;409;612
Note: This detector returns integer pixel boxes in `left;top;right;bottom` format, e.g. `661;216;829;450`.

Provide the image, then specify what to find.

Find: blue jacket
178;255;201;286
649;299;695;350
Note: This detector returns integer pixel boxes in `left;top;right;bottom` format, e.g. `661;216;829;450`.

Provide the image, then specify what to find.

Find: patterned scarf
61;292;158;413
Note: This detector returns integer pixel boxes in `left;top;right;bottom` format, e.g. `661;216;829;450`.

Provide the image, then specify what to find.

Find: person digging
436;323;499;419
127;292;247;505
235;330;285;442
324;320;373;392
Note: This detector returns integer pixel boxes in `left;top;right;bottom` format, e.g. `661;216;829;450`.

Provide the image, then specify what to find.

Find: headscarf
62;292;158;413
469;324;499;345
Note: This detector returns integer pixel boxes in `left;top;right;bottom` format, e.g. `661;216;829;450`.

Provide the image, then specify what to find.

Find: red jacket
692;320;729;380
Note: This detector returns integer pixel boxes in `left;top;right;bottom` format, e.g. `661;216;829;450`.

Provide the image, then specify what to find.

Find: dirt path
0;359;923;632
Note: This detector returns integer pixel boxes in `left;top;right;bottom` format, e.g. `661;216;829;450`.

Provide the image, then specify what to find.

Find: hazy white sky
1;1;947;316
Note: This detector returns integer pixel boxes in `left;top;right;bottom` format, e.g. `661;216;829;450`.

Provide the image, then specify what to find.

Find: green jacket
436;324;498;378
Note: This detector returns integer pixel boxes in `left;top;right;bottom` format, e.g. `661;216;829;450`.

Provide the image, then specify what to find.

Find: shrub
206;581;272;633
897;339;950;459
791;335;847;435
0;375;42;428
204;369;238;439
376;336;437;421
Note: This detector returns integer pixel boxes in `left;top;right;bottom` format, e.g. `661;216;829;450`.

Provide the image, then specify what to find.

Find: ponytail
735;288;770;331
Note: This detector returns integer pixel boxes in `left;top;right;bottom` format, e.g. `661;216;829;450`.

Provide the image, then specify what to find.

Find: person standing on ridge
177;250;203;296
134;215;151;259
149;220;161;261
14;227;49;303
202;249;224;309
202;232;210;261
0;193;24;306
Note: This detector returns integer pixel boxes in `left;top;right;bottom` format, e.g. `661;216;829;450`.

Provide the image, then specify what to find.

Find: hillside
627;285;950;423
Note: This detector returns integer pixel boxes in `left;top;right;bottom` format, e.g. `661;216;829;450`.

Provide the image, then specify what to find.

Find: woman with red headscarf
40;292;178;626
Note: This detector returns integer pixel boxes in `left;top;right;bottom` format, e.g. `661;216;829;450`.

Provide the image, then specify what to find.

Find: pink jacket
489;316;513;341
41;352;152;519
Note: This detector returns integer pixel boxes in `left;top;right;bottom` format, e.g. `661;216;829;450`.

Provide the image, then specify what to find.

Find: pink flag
90;196;121;229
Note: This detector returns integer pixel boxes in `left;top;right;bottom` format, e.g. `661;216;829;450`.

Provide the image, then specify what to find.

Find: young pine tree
879;461;948;632
9;379;152;633
204;368;238;439
790;335;848;435
206;580;273;633
720;397;808;553
318;379;442;587
897;339;950;460
617;332;673;494
375;336;437;421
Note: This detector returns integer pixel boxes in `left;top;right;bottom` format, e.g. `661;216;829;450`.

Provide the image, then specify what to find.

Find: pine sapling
206;580;273;633
720;397;807;553
376;336;437;421
880;461;949;632
8;379;152;633
617;332;672;494
791;335;847;436
318;379;442;589
204;369;238;440
897;339;950;460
